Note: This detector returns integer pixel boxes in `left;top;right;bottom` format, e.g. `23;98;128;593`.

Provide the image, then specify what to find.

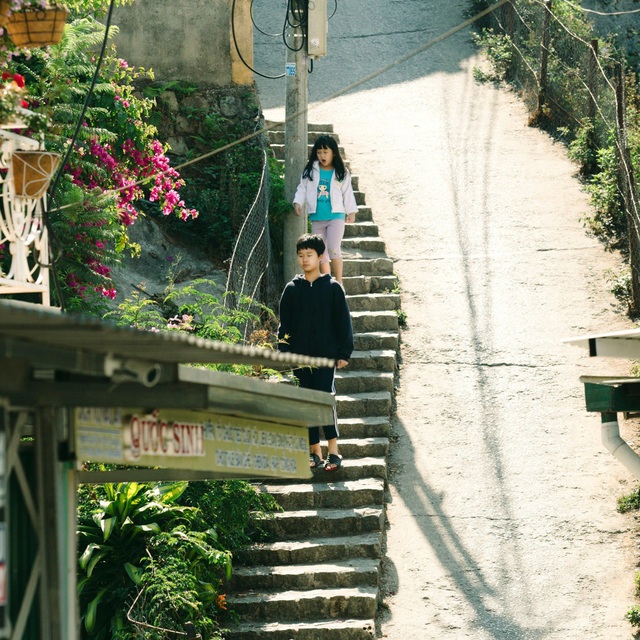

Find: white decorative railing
0;112;53;306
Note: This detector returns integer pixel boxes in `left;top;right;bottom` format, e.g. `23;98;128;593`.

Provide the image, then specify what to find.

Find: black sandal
309;453;323;469
324;453;343;472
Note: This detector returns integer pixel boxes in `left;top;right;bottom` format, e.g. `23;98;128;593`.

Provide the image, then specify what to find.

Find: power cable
232;0;285;79
41;0;117;311
250;0;281;36
282;0;308;52
524;0;640;228
560;0;640;15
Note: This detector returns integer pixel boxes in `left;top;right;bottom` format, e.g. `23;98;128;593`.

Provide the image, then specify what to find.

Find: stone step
267;129;339;145
228;586;379;622
257;507;385;539
264;455;387;483
266;121;335;133
347;293;401;312
339;437;389;459
353;330;399;352
343;257;394;277
239;531;383;566
351;310;399;333
225;618;376;640
349;349;397;372
343;275;398;296
259;478;385;510
314;456;386;482
356;206;373;222
336;391;392;418
268;142;347;161
253;123;396;640
313;437;389;460
230;558;381;591
343;222;379;238
342;237;386;253
338;416;391;439
335;370;394;394
271;156;356;178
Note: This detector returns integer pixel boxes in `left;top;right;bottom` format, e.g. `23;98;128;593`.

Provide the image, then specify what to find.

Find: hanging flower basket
6;4;69;48
11;150;60;199
0;0;11;28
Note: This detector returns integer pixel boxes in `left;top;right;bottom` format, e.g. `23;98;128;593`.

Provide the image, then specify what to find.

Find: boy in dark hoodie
278;233;354;471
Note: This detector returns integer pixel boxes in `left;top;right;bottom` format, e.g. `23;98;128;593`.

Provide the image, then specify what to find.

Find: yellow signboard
73;407;311;479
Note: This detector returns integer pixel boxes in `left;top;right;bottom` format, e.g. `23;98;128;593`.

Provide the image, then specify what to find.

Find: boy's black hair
296;233;326;256
301;134;347;182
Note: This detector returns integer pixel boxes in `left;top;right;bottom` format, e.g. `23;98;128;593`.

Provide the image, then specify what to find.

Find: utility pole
283;2;308;284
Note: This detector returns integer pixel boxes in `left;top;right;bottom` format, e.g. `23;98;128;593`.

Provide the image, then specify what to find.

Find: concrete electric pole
283;5;308;284
282;0;328;283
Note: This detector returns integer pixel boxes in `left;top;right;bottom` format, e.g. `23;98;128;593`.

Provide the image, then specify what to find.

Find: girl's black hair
301;135;347;182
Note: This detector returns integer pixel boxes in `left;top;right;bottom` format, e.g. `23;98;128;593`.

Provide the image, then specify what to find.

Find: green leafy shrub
10;17;195;311
178;480;281;550
617;486;640;513
473;28;513;82
77;476;279;639
606;268;632;308
626;605;640;627
107;277;280;374
158;96;263;266
131;530;232;639
582;143;626;250
566;119;598;176
77;481;197;638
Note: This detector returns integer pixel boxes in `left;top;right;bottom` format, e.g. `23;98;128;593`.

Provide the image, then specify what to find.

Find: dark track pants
293;366;339;446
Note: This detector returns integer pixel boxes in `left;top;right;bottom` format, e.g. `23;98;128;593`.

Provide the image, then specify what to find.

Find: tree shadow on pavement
379;414;555;640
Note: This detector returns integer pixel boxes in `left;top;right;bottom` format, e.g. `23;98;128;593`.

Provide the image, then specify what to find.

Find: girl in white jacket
293;135;358;284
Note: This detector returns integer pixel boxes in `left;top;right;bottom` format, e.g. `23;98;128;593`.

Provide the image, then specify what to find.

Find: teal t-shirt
311;168;334;220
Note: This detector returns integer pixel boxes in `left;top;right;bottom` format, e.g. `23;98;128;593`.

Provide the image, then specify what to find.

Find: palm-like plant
77;481;194;638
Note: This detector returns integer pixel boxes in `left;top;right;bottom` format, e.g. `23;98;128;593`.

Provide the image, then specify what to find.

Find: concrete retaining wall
112;0;253;85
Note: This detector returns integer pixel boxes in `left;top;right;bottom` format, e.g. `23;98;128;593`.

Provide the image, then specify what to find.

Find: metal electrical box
307;0;328;58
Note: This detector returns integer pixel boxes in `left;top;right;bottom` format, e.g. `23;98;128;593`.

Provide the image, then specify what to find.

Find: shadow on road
377;62;558;638
252;0;481;110
381;415;551;639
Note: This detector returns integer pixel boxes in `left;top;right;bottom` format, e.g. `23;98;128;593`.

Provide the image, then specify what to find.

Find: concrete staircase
224;123;399;640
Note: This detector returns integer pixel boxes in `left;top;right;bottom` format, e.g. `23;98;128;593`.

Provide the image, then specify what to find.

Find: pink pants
311;218;346;264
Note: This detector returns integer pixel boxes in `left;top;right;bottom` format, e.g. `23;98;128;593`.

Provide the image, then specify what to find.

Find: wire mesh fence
483;0;640;313
224;132;280;340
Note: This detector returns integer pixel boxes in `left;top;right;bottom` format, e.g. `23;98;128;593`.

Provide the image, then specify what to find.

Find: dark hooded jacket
278;274;354;362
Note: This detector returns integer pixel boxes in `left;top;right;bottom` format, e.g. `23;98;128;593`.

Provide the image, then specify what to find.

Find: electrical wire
520;0;640;228
250;0;281;36
233;0;285;79
526;0;619;121
41;0;116;311
282;0;308;52
560;0;640;16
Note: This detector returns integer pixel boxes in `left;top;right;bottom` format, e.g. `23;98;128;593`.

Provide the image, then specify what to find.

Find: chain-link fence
224;133;281;340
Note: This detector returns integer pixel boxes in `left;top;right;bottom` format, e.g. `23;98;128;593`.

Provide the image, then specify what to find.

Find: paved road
253;1;638;637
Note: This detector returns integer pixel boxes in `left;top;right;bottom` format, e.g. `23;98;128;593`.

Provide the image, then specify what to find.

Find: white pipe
601;418;640;479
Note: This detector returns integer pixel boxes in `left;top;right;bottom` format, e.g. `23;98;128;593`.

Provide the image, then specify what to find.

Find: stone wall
149;83;260;156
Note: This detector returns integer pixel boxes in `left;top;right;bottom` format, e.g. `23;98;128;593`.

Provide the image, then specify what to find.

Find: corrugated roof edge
0;299;335;369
